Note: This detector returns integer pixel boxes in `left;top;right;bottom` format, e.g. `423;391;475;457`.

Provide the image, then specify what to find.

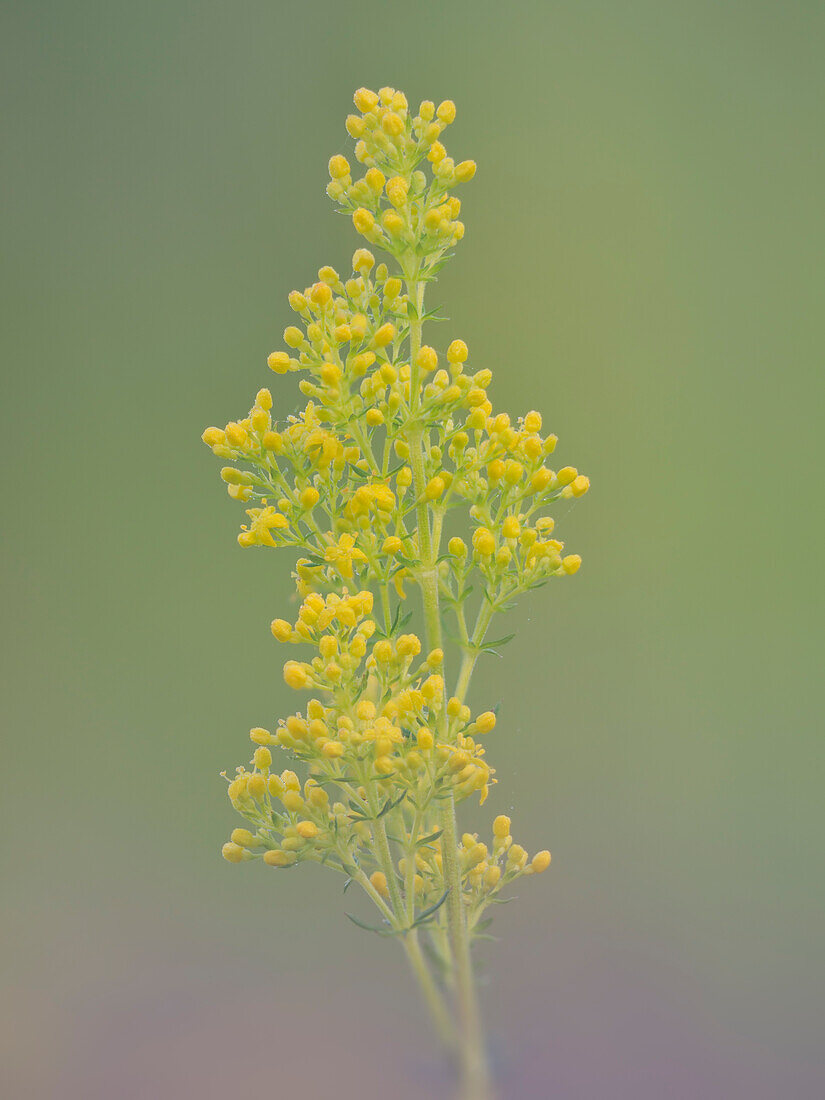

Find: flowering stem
405;272;493;1100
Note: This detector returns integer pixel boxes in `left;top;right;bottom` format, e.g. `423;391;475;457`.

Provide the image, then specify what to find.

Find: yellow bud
310;281;333;308
201;426;225;447
345;112;365;137
353;208;375;235
447;339;468;364
320;361;342;387
427;140;446;164
283;661;310;689
386;175;409;207
562;554;582;575
483;865;501;888
354;87;378;112
396;633;422;658
365;167;385;193
417;727;434;750
300;486;320;509
253;746;272;770
370;871;389;898
328;154;350;179
556;466;578;487
268;351;290;373
493;815;511;838
531;850;552;873
250;406;268;432
382;535;403;556
373;322;396;348
322;740;344;758
382;112;404;136
247;774;266;799
231;828;256;848
373;640;393;663
283;326;304;349
295;820;318;839
263;850;294;867
472;527;495;556
221;842;245;863
436;100;456;124
531;467;553;491
455;159;476;181
474;711;497;734
571;474;590;497
351;351;376;374
448;536;467;558
507;844;528;867
524;410;542;433
383;277;402;299
425;476;445;500
270;619;292;642
416;345;438;372
366;408;384;426
352;247;375;272
282;790;304;812
502;516;520;539
504;460;524;485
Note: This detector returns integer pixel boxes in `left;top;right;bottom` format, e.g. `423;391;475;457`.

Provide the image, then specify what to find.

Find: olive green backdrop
2;2;823;1097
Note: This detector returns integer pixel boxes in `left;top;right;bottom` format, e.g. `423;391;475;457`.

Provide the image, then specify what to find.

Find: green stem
403;929;457;1048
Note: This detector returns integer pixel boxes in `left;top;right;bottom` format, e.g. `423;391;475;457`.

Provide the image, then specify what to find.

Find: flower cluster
202;87;589;1081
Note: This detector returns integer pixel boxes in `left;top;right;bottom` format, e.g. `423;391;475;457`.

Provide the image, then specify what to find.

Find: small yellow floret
531;850;552;873
283;661;310;689
353;208;375;235
253;747;272;770
370;871;389;898
328;154;350;179
416;346;438;372
263;850;293;867
436;100;456;124
373;322;396;348
472;527;495;557
354;87;378;112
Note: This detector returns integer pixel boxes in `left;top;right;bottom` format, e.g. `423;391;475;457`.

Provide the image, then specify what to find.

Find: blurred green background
2;2;823;1097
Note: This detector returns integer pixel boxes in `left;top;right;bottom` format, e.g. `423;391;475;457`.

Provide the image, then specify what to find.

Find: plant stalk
405;271;494;1100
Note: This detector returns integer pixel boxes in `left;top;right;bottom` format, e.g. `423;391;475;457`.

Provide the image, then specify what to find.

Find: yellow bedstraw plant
202;86;589;1100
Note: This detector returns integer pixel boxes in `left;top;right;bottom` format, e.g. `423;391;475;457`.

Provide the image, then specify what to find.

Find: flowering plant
202;86;589;1098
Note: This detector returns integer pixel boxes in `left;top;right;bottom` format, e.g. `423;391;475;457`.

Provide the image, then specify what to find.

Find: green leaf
416;829;443;847
377;790;407;818
411;888;451;928
479;633;516;653
346;912;394;936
